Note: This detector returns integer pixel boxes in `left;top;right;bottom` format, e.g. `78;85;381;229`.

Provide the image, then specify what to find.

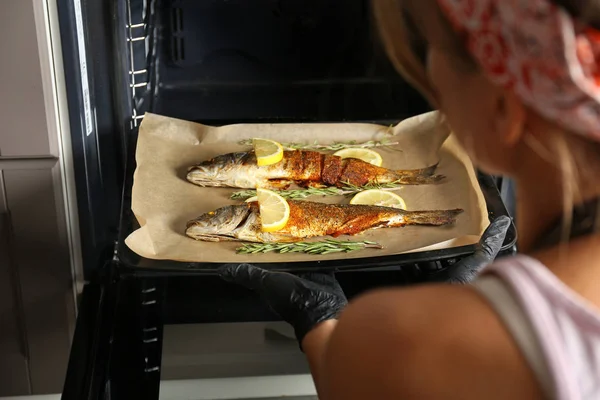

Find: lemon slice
333;148;383;166
244;196;258;203
253;138;284;166
256;188;290;232
350;189;406;209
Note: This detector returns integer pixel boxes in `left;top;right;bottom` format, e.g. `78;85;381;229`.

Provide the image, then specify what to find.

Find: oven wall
0;0;80;395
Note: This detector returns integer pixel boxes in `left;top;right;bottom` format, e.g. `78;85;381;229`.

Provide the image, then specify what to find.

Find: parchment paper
125;112;489;263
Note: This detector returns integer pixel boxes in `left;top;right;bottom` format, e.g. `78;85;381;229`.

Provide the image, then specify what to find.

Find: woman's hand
432;215;512;283
218;264;347;348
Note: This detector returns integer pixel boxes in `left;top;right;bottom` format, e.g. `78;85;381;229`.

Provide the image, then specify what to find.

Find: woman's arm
219;270;542;399
218;218;515;398
315;285;544;400
302;320;338;397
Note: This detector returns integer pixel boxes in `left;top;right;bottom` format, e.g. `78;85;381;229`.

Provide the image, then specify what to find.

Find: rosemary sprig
230;180;404;200
231;186;344;200
236;239;383;255
238;138;399;151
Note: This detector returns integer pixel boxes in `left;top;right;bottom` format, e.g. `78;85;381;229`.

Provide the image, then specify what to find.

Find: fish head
187;152;263;188
185;204;252;241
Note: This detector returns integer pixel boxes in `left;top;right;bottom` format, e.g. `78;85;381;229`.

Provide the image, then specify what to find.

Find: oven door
56;0;516;398
65;259;491;400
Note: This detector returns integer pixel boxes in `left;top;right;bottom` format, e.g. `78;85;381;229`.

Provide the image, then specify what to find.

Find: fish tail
385;163;443;185
402;208;463;226
394;174;446;185
395;163;438;177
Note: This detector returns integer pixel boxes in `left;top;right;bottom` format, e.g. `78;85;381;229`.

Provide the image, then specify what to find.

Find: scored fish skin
186;150;443;189
185;200;463;243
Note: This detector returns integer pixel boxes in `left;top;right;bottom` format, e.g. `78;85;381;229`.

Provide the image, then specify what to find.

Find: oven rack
121;0;159;132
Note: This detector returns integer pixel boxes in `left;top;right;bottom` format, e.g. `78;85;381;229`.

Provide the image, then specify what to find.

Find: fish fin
294;180;327;189
333;216;387;236
187;234;242;242
399;209;463;227
264;235;303;243
266;179;293;189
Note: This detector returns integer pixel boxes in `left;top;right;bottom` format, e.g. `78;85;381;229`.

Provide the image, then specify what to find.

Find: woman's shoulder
479;254;570;298
324;280;544;399
325;248;600;399
480;234;600;313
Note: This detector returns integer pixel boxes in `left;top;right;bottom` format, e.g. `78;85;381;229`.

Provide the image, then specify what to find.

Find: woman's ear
495;89;526;147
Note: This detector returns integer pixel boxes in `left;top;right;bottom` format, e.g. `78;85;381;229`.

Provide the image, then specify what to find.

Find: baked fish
186;150;442;189
186;200;463;243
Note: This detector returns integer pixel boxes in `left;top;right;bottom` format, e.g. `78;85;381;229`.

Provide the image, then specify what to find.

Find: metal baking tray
114;126;516;274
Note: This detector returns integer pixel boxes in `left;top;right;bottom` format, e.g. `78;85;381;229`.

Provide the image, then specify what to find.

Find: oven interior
120;0;430;126
110;0;516;273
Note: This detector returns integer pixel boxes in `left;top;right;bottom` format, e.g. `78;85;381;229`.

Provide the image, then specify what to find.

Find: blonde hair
372;0;600;246
371;1;435;104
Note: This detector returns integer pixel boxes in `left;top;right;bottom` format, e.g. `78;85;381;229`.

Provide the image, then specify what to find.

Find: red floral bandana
436;0;600;140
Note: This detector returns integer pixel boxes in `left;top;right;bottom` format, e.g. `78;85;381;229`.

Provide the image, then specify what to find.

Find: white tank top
472;255;600;400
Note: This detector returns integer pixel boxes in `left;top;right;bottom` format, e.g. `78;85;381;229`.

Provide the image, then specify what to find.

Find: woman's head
374;0;600;180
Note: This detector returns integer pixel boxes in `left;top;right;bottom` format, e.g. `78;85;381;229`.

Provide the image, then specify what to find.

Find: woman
220;0;600;398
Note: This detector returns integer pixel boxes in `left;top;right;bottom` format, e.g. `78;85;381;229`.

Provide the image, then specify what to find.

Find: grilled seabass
186;201;463;243
186;150;442;189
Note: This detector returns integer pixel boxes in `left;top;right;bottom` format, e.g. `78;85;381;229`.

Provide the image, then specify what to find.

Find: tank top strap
472;275;555;398
474;255;600;400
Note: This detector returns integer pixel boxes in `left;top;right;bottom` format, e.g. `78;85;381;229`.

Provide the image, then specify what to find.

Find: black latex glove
219;265;347;347
433;215;512;284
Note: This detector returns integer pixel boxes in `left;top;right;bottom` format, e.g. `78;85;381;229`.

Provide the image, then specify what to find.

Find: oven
49;0;517;398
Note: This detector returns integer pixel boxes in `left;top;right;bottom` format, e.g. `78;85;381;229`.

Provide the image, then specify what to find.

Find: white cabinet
0;1;54;157
0;0;80;395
